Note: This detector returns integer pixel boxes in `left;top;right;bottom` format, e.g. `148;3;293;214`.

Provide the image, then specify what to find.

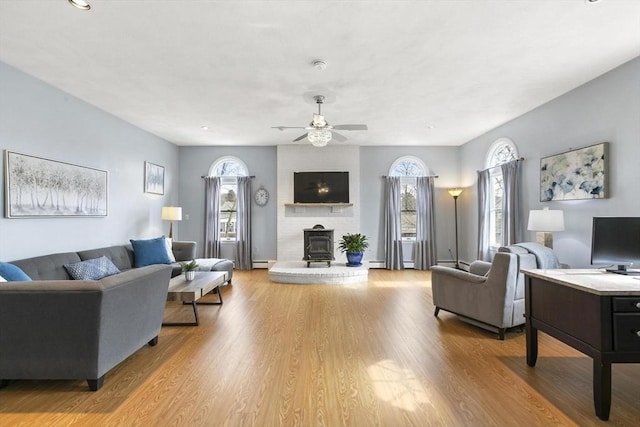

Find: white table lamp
161;206;182;239
527;207;564;248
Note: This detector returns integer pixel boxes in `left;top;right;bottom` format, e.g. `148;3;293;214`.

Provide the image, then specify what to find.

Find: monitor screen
294;172;349;204
591;217;640;274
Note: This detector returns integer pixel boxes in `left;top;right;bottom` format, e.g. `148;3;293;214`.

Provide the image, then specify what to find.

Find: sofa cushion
78;245;135;271
0;261;32;282
64;256;121;280
165;238;177;263
130;236;171;268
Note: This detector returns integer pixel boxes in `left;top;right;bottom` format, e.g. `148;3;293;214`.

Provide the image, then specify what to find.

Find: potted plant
338;233;369;267
180;259;199;281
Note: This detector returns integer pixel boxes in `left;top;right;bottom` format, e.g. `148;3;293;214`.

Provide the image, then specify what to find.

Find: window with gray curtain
478;138;520;260
235;176;253;270
204;176;222;258
414;176;437;270
384;176;404;270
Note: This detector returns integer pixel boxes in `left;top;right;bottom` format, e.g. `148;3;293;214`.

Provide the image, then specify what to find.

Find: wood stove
303;225;335;267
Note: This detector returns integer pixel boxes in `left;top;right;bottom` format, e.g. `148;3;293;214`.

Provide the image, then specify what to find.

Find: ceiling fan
272;95;368;147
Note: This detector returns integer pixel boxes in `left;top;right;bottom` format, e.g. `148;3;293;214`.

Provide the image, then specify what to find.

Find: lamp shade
448;188;463;197
527;207;564;232
161;206;182;221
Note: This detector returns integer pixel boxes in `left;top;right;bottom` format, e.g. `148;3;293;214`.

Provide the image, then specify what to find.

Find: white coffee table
163;271;227;326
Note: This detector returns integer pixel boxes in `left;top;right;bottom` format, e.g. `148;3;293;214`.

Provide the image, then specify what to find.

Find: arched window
389;156;429;240
485;138;518;248
209;157;249;241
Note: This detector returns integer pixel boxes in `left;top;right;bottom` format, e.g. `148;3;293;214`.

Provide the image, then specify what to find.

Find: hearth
303;225;335;267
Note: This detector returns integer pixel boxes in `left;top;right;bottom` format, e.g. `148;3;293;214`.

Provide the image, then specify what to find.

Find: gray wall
177;146;277;261
0;62;179;261
459;56;640;268
359;146;461;263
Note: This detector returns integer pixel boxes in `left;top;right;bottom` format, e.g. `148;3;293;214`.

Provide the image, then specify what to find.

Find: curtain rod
201;175;256;178
478;157;525;173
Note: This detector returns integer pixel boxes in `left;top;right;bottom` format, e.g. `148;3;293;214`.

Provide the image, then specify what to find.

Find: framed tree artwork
144;161;165;195
4;150;108;218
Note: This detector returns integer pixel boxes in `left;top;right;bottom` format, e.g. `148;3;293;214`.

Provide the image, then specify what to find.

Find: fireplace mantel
284;203;353;207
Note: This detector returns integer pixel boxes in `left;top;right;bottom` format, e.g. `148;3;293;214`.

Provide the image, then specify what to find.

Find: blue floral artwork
540;142;608;201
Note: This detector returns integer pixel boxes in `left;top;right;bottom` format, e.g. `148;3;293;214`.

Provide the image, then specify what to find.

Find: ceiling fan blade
332;124;368;131
331;132;347;142
272;126;308;131
293;133;309;142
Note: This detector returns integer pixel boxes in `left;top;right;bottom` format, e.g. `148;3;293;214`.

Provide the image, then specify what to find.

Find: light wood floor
1;269;638;426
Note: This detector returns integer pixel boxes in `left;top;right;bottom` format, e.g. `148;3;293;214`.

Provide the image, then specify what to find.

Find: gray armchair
431;252;521;340
498;242;566;295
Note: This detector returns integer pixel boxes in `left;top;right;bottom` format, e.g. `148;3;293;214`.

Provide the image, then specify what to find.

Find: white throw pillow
165;237;177;263
0;274;6;282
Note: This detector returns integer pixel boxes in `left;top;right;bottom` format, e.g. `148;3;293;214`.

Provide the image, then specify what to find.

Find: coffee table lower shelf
163;271;227;327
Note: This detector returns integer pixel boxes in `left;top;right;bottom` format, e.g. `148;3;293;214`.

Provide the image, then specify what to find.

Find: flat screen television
294;172;349;204
591;217;640;275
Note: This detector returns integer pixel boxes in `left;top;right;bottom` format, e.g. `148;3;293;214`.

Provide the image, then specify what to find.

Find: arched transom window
209;156;249;241
485;138;518;248
389;156;429;240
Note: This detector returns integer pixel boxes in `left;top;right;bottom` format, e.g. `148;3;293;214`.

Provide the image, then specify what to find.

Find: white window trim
208;156;249;177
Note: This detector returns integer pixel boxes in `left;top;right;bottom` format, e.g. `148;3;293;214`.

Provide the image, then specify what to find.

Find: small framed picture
144;161;164;195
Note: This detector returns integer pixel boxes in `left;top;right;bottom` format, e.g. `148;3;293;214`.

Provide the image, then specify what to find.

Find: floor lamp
161;206;182;239
448;188;463;269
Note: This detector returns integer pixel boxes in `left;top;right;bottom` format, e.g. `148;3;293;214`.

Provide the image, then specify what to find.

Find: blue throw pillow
0;262;32;281
64;256;121;280
130;236;172;268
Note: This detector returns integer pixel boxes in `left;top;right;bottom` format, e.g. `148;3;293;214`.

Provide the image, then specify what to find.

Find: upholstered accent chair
431;252;522;340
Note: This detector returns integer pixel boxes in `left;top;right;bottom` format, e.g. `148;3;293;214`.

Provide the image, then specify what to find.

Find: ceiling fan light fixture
308;129;332;147
68;0;91;10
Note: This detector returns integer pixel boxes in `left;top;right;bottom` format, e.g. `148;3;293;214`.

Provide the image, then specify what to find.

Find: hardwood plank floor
0;269;638;426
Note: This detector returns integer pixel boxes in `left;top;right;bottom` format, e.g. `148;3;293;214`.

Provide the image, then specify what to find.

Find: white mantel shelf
284;203;353;208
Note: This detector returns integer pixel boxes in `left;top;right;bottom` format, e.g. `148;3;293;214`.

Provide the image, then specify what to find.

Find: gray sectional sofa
0;244;173;391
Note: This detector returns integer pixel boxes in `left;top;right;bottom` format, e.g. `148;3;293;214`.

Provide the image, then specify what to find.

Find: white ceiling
1;1;639;147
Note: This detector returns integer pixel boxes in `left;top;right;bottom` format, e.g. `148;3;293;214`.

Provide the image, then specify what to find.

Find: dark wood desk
523;269;640;421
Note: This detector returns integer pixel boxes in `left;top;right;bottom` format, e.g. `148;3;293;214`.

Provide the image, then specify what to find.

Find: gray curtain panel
477;169;492;261
384;176;404;270
235;176;253;270
204;176;222;258
501;159;522;246
414;176;437;270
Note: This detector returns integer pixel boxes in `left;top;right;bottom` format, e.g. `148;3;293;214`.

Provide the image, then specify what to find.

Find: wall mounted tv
294;172;349;204
591;216;640;275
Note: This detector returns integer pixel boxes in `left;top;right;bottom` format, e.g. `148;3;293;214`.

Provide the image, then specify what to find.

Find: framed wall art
4;150;108;218
144;161;164;195
540;142;608;201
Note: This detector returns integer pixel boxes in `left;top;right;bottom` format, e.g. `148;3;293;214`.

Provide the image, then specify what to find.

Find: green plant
338;233;369;253
180;259;199;272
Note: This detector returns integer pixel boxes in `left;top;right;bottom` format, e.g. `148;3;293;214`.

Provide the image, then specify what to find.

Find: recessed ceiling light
201;126;209;130
586;0;601;3
426;124;435;129
311;60;327;71
68;0;91;10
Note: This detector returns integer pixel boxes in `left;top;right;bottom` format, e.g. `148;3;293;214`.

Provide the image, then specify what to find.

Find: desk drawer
613;313;640;351
613;297;640;313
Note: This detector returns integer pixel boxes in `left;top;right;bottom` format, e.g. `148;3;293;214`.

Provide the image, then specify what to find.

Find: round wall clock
254;186;270;206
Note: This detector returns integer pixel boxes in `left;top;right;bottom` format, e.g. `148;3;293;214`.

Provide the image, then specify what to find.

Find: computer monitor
591;217;640;275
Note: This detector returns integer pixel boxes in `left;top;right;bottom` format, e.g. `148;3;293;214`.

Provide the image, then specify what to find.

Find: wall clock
254;186;270;206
